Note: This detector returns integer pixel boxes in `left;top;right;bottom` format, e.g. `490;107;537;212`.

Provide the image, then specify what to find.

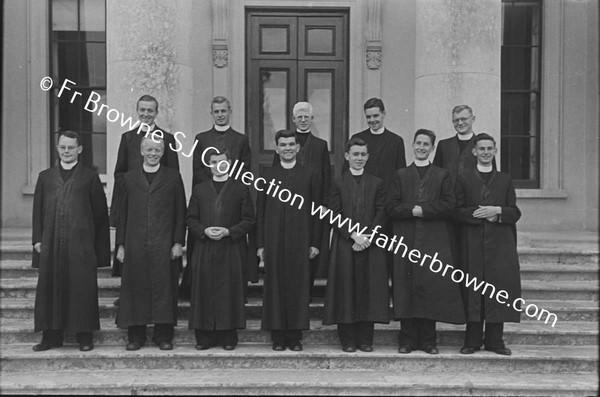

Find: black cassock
323;172;389;325
186;179;255;331
32;163;110;333
347;129;406;189
257;163;322;330
273;132;331;278
386;164;465;324
110;126;180;276
454;169;522;323
192;127;251;187
115;166;186;328
433;134;497;185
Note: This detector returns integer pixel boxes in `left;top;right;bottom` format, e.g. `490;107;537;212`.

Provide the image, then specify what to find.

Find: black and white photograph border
1;0;598;395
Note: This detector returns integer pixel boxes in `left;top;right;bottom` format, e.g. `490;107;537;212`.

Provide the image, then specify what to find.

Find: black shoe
79;343;94;352
126;342;142;351
460;346;480;354
342;345;356;353
398;345;412;354
424;346;439;354
358;345;373;352
159;342;173;351
223;345;235;351
485;346;512;356
32;342;52;352
272;343;286;351
196;344;211;350
288;343;303;352
113;298;120;306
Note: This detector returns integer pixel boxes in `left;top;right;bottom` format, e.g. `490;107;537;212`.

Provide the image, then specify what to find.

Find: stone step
1;344;597;374
2;277;597;301
2;297;597;323
2;259;597;282
0;369;597;396
1;318;596;346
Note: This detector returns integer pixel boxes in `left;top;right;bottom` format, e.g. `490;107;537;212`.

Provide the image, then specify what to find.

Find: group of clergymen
31;95;521;356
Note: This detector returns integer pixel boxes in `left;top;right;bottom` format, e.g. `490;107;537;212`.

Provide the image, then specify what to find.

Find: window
50;0;106;174
501;0;542;188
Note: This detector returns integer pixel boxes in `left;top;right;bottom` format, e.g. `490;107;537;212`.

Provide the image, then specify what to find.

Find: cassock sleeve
185;190;208;241
309;171;323;248
241;135;252;172
164;133;180;172
173;175;187;245
321;143;332;205
498;179;521;224
396;137;407;170
328;181;352;240
192;134;205;187
229;187;256;241
114;134;129;179
90;174;111;268
31;173;44;269
432;143;443;167
115;181;128;246
371;180;388;230
421;172;456;219
256;176;267;248
453;176;482;225
385;173;414;220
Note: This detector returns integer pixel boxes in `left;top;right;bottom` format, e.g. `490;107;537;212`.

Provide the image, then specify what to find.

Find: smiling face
140;138;164;167
275;136;299;163
137;100;158;126
452;109;475;135
57;135;82;164
413;133;434;161
345;144;369;171
211;102;231;127
472;139;497;166
364;106;385;131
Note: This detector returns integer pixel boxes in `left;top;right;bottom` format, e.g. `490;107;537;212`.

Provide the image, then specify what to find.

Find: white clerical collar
213;174;229;182
349;168;364;176
414;159;430;167
477;164;493;173
60;160;78;170
370;127;385;135
140;122;155;132
143;163;161;173
457;132;474;141
214;124;230;132
296;129;310;134
281;160;296;169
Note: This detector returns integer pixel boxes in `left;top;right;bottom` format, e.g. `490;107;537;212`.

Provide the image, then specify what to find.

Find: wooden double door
246;9;349;177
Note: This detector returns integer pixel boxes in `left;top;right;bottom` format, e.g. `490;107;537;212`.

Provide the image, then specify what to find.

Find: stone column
106;0;194;201
414;0;502;157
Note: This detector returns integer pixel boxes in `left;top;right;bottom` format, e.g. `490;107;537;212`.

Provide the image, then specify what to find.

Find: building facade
2;0;598;232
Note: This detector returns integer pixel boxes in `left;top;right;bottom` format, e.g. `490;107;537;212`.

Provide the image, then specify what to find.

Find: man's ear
344;152;350;161
471;147;478;157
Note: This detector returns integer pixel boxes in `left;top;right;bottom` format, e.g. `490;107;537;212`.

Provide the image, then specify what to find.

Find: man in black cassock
454;133;521;356
323;137;389;353
257;129;322;351
347;98;406;189
32;130;110;352
115;136;186;351
272;102;331;284
183;96;253;299
110;95;180;281
386;129;465;355
187;149;255;351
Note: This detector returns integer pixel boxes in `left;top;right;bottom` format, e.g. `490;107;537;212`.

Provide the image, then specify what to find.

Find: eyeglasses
452;116;472;124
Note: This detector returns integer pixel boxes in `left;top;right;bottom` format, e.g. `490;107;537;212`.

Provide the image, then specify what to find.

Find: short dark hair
452;105;472;116
57;130;82;146
345;137;368;153
474;133;496;146
211;96;231;111
413;129;436;146
363;98;385;113
274;129;297;145
137;95;159;111
206;148;230;161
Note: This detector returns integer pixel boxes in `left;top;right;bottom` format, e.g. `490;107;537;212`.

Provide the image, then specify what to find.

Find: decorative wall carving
212;48;229;68
364;0;382;70
366;49;382;70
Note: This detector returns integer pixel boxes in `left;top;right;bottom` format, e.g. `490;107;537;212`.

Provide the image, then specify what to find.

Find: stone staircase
0;228;598;395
